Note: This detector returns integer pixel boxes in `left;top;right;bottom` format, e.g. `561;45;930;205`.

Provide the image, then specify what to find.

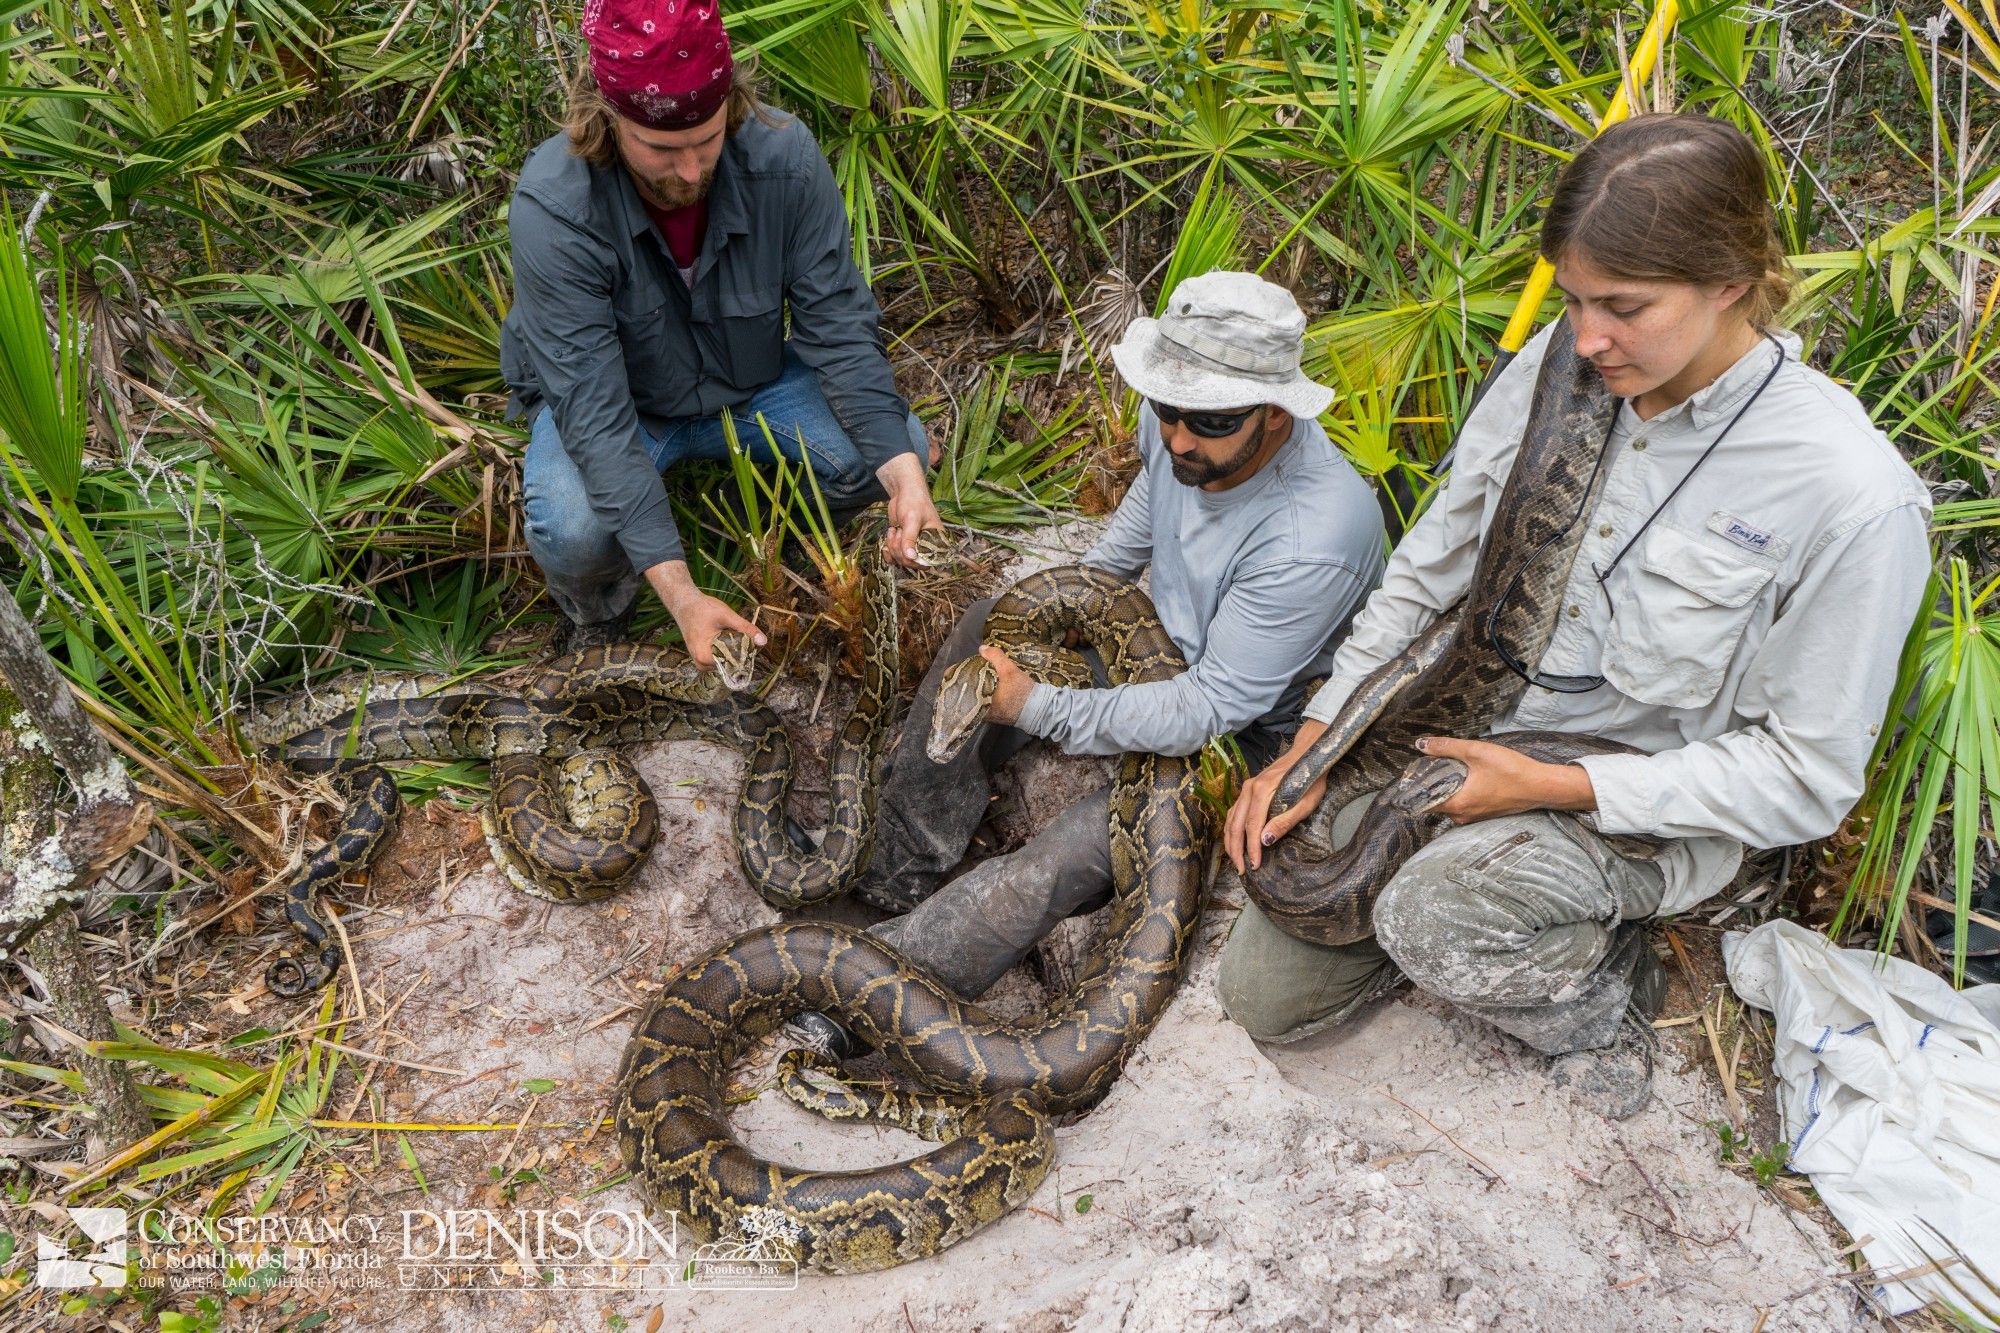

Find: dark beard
635;165;714;209
1168;429;1264;487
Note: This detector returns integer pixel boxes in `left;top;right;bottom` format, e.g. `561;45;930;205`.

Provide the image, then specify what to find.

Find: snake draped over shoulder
1241;315;1655;946
613;564;1211;1275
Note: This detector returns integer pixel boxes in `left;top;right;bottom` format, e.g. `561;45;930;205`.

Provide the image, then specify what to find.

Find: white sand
344;523;1855;1330
362;747;1853;1333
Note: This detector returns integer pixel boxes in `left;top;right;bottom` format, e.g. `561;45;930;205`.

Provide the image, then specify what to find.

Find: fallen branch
1700;990;1745;1130
0;659;153;1155
0;579;154;955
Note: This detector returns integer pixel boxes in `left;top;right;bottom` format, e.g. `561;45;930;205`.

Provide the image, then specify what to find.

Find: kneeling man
799;270;1386;1051
501;0;942;665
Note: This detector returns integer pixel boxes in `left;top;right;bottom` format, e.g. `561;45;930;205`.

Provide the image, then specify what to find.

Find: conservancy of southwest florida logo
36;1207;128;1288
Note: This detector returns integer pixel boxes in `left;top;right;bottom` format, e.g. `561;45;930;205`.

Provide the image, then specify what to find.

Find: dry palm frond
396;134;492;195
1062;264;1152;380
893;534;1007;690
1901;1218;2000;1328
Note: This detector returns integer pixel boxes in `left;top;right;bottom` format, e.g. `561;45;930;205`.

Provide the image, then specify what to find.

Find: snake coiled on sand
613;562;1211;1274
1241;316;1655;946
249;556;899;996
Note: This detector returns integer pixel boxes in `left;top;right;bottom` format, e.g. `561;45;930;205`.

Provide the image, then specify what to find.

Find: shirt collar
1665;327;1803;430
706;132;753;237
611;164;654;240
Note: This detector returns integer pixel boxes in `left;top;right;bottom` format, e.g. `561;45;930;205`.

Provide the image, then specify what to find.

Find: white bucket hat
1110;269;1334;420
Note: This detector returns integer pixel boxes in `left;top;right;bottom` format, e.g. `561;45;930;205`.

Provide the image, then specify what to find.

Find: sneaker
1627;931;1668;1022
786;1011;868;1062
550;607;634;657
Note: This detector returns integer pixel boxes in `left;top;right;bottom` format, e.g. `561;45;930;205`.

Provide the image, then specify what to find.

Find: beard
1168;428;1265;487
634;164;715;209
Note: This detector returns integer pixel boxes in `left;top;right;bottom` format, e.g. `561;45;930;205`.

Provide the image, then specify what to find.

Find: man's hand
1224;720;1329;875
876;452;944;569
978;645;1035;727
643;559;765;672
1415;735;1596;823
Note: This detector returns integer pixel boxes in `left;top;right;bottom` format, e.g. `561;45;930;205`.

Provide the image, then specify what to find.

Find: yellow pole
1496;0;1684;354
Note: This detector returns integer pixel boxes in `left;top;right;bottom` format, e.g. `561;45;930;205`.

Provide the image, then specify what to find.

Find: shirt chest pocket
1601;524;1775;710
614;287;680;372
714;285;783;388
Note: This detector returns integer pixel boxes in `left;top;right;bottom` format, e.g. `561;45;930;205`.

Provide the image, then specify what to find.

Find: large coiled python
613;563;1210;1274
249;557;899;996
1241;316;1653;945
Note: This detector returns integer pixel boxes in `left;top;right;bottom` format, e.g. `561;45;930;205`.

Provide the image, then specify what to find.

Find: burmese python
614;563;1209;1274
1241;315;1653;946
249;556;899;997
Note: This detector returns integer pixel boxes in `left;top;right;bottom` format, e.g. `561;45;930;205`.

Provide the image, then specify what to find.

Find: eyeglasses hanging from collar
1488;334;1787;695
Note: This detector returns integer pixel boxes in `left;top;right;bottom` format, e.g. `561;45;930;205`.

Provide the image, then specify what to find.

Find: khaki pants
1216;795;1669;1056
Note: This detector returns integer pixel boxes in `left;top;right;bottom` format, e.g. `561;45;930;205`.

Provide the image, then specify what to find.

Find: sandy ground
152;523;1860;1331
311;731;1858;1333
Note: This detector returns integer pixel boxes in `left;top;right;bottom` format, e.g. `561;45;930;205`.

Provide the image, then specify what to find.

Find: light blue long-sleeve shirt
1300;323;1931;913
1014;404;1386;757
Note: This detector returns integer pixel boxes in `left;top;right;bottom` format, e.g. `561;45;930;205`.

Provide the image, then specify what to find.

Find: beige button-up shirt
1302;322;1932;913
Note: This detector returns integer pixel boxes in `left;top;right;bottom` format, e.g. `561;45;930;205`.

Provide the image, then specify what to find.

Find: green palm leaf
0;204;86;505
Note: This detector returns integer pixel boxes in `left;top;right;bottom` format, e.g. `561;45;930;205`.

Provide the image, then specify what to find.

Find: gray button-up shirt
500;112;918;572
1302;321;1932;913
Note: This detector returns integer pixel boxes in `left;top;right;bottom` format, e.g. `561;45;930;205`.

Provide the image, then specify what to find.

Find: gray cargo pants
1216;794;1669;1056
861;596;1293;1000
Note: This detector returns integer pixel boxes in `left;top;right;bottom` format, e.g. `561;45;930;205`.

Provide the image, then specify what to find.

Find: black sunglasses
1485;535;1610;694
1149;400;1260;438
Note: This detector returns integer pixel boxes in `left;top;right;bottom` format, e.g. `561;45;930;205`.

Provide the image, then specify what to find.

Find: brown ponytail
1540;114;1796;330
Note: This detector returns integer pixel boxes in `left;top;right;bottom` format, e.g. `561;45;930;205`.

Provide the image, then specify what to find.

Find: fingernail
1260;831;1274;846
754;633;768;646
1416;737;1430;752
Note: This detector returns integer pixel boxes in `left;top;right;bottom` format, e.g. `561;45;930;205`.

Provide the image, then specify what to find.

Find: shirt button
1633;438;1649;451
1567;604;1581;617
1598;523;1613;537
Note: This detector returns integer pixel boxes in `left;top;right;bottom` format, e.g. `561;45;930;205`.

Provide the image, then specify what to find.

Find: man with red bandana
501;0;943;665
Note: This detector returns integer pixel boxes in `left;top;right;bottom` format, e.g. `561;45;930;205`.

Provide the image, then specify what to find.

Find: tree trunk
0;618;154;1156
24;914;152;1155
0;582;150;952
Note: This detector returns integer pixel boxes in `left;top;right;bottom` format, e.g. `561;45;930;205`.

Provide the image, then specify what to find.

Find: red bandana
583;0;733;131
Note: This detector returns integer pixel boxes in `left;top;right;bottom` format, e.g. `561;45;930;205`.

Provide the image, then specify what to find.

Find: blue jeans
522;346;926;624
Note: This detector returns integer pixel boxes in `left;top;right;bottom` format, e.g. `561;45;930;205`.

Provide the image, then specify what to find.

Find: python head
712;630;759;694
926;654;998;764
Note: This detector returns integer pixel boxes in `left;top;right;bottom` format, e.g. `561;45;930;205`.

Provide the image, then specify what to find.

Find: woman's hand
1415;736;1597;822
1224;720;1330;875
